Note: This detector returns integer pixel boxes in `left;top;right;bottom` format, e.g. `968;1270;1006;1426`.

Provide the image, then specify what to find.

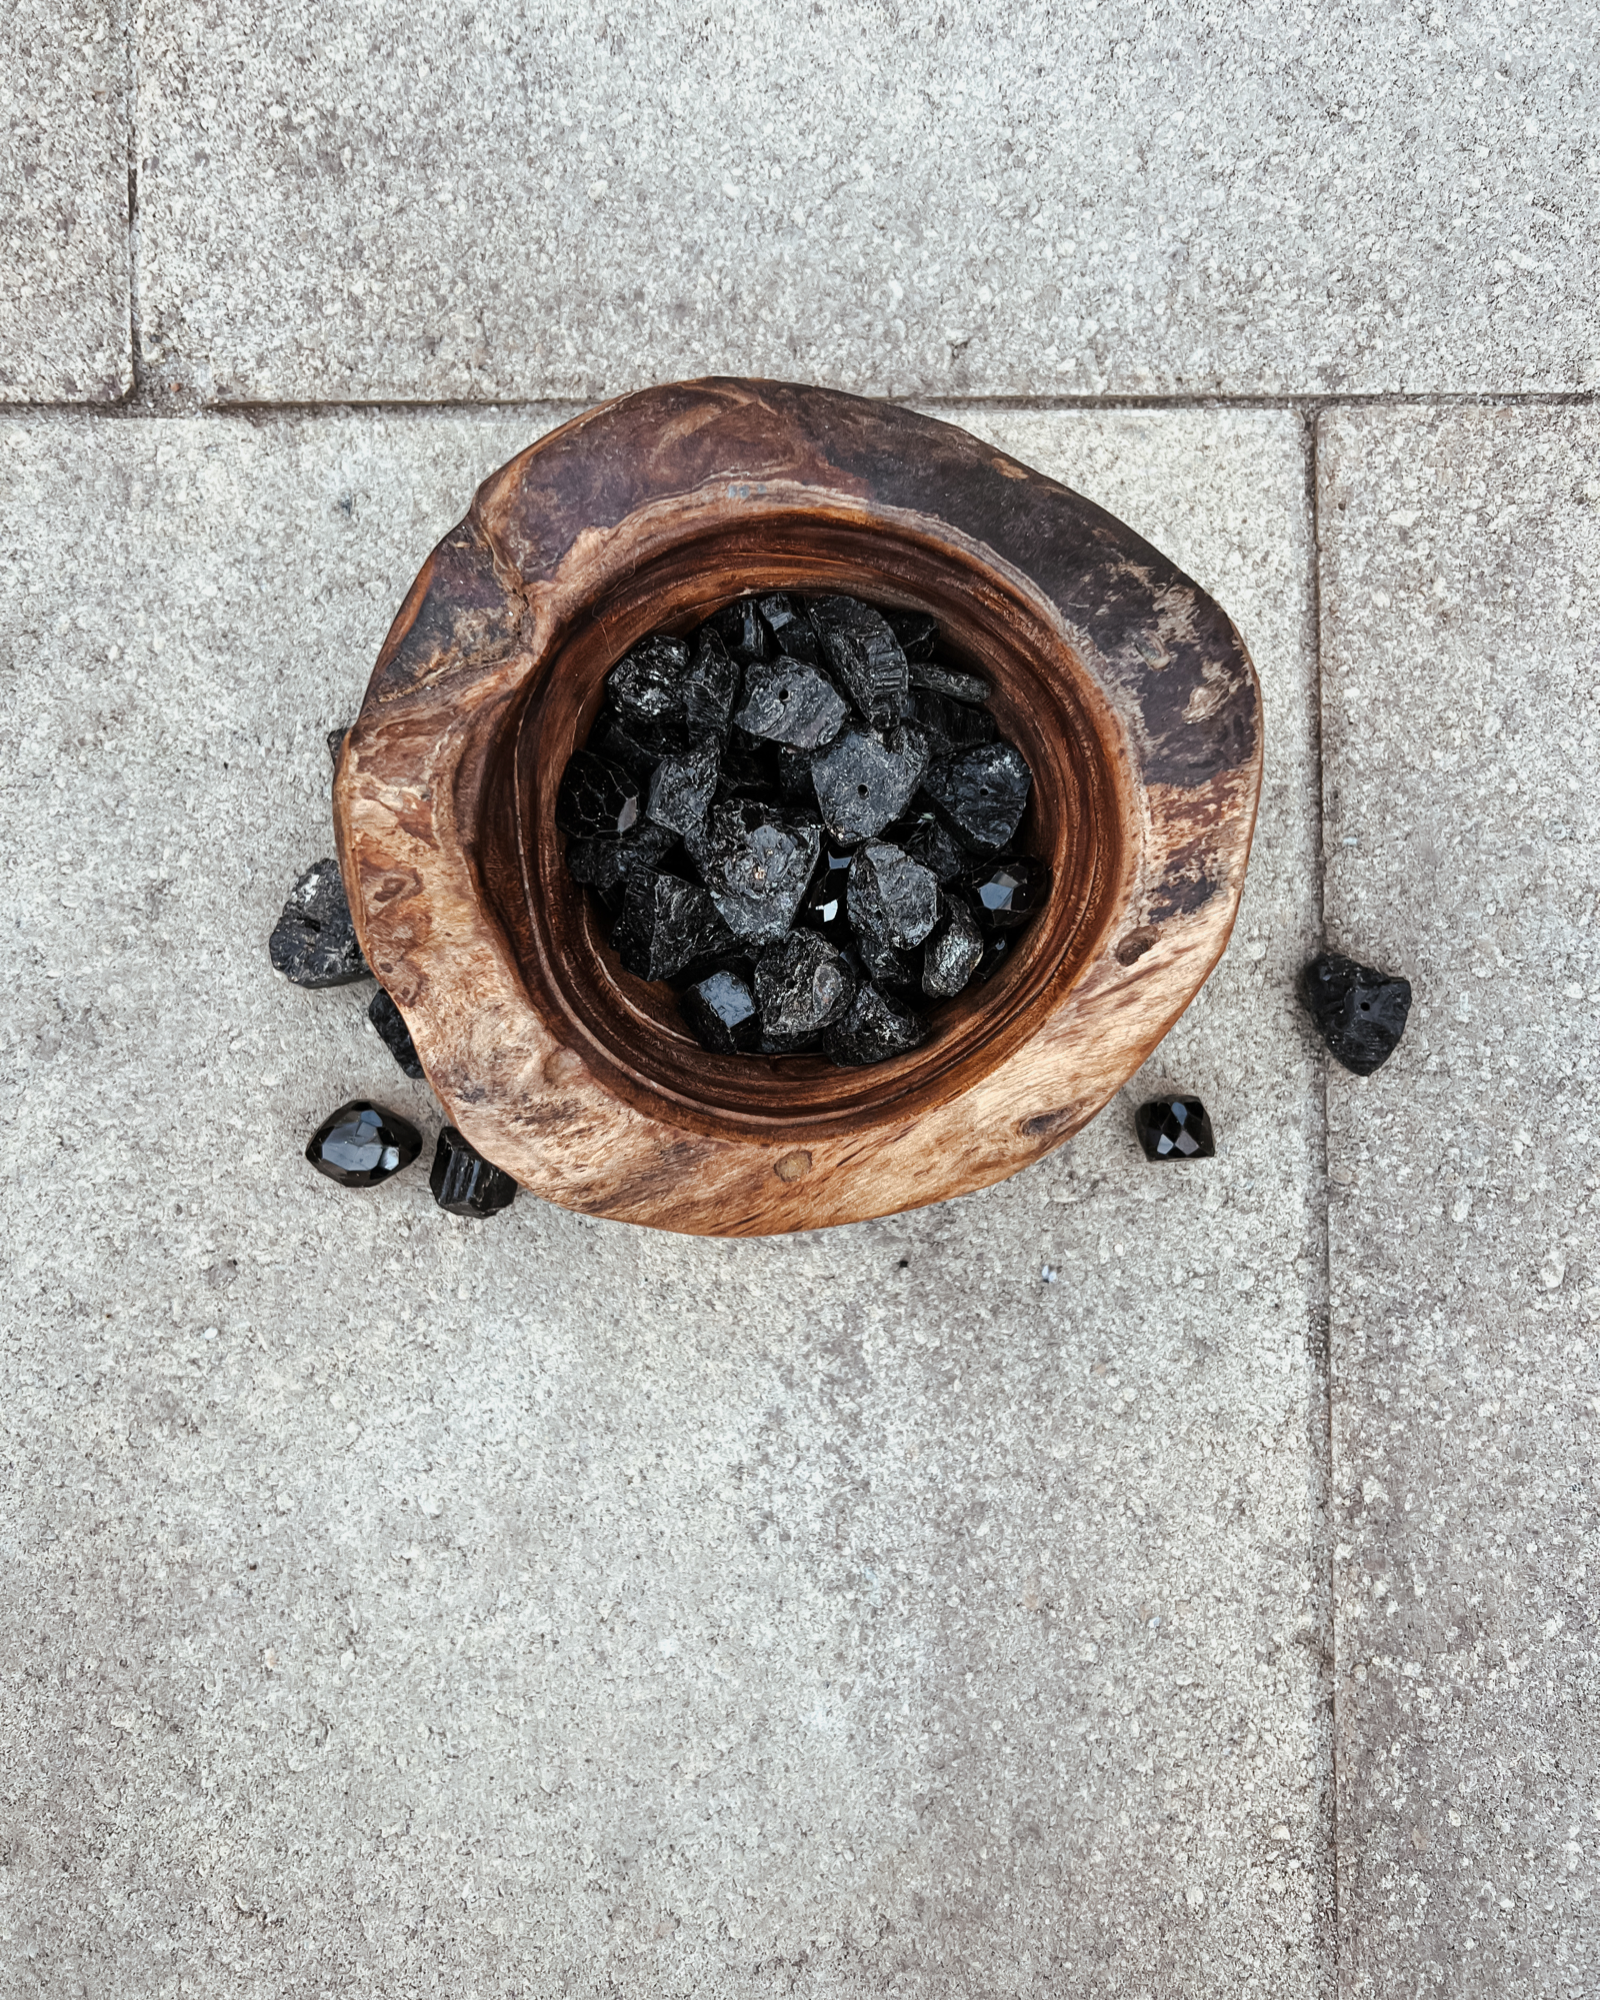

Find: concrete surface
1;408;1326;1993
0;0;130;401
1319;407;1599;1998
134;0;1600;405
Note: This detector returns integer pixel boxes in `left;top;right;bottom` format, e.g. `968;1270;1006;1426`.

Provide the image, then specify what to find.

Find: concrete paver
0;406;1322;1993
137;0;1600;405
1;0;130;400
1318;407;1600;1998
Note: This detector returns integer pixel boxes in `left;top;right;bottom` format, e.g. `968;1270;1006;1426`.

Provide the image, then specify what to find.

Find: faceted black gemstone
697;801;823;946
923;742;1032;853
612;870;737;983
967;855;1051;931
1300;952;1413;1076
921;894;984;999
555;751;642;839
825;982;927;1067
755;931;857;1052
797;846;856;947
705;597;774;666
269;859;370;988
368;988;425;1079
1134;1097;1216;1161
884;608;939;662
306;1100;422;1187
680;967;761;1053
430;1125;518;1218
646;740;720;845
566;820;680;911
847;841;941;950
733;657;848;750
909;689;998;758
809;595;910;728
757;594;823;666
908;656;992;705
327;725;351;767
969;930;1014;985
890;809;968;885
810;726;929;844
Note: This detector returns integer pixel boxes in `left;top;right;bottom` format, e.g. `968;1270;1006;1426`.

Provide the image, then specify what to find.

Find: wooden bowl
334;380;1262;1236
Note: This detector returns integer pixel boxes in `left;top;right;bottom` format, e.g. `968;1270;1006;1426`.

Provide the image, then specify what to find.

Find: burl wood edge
334;379;1263;1236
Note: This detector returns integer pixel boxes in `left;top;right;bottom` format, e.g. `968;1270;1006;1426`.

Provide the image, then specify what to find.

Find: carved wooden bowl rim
334;379;1262;1236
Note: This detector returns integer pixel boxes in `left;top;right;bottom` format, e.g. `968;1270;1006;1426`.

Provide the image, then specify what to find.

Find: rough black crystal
908;656;991;705
706;598;774;666
809;596;909;728
608;630;739;752
967;855;1051;931
590;707;660;780
891;809;967;885
923;742;1032;853
269;859;370;988
697;801;823;945
646;740;720;844
1300;952;1412;1076
734;657;848;750
327;725;351;767
565;820;680;911
681;967;761;1054
431;1125;518;1218
1134;1097;1216;1161
306;1100;422;1187
797;846;856;947
825;982;927;1067
847;842;941;951
921;895;984;999
910;689;997;758
369;988;425;1079
758;594;823;666
810;727;928;844
855;930;922;999
612;870;737;983
755;931;856;1052
556;751;642;839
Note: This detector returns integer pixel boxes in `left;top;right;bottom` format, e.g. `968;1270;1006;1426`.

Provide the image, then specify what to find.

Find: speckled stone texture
0;0;130;400
1319;408;1600;1998
135;0;1599;404
0;407;1325;1994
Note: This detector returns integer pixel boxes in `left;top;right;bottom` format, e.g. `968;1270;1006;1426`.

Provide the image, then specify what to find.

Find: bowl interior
477;509;1131;1134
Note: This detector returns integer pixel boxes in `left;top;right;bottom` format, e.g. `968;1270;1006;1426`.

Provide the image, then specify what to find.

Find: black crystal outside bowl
333;379;1263;1236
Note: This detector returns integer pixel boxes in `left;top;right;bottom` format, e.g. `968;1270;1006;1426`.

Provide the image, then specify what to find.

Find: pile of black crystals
557;592;1050;1067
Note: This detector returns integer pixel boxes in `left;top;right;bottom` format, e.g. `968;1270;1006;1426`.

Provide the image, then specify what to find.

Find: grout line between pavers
1306;407;1341;1998
3;389;1600;421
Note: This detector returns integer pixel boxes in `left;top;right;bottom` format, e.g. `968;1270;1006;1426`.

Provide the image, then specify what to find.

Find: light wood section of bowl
334;380;1262;1235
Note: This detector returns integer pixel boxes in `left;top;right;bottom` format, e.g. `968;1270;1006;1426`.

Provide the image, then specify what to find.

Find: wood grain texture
333;380;1263;1235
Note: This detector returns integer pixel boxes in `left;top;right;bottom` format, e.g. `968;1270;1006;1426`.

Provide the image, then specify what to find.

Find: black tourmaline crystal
1134;1097;1216;1161
697;801;823;945
681;967;761;1053
306;1100;423;1186
968;855;1052;931
921;895;984;999
755;931;856;1051
270;859;370;988
646;740;720;844
847;842;941;951
369;988;425;1079
825;982;927;1066
557;591;1047;1070
923;741;1032;854
431;1126;518;1218
733;657;848;750
612;871;736;982
556;751;642;839
810;727;928;844
1300;952;1412;1076
809;596;909;728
